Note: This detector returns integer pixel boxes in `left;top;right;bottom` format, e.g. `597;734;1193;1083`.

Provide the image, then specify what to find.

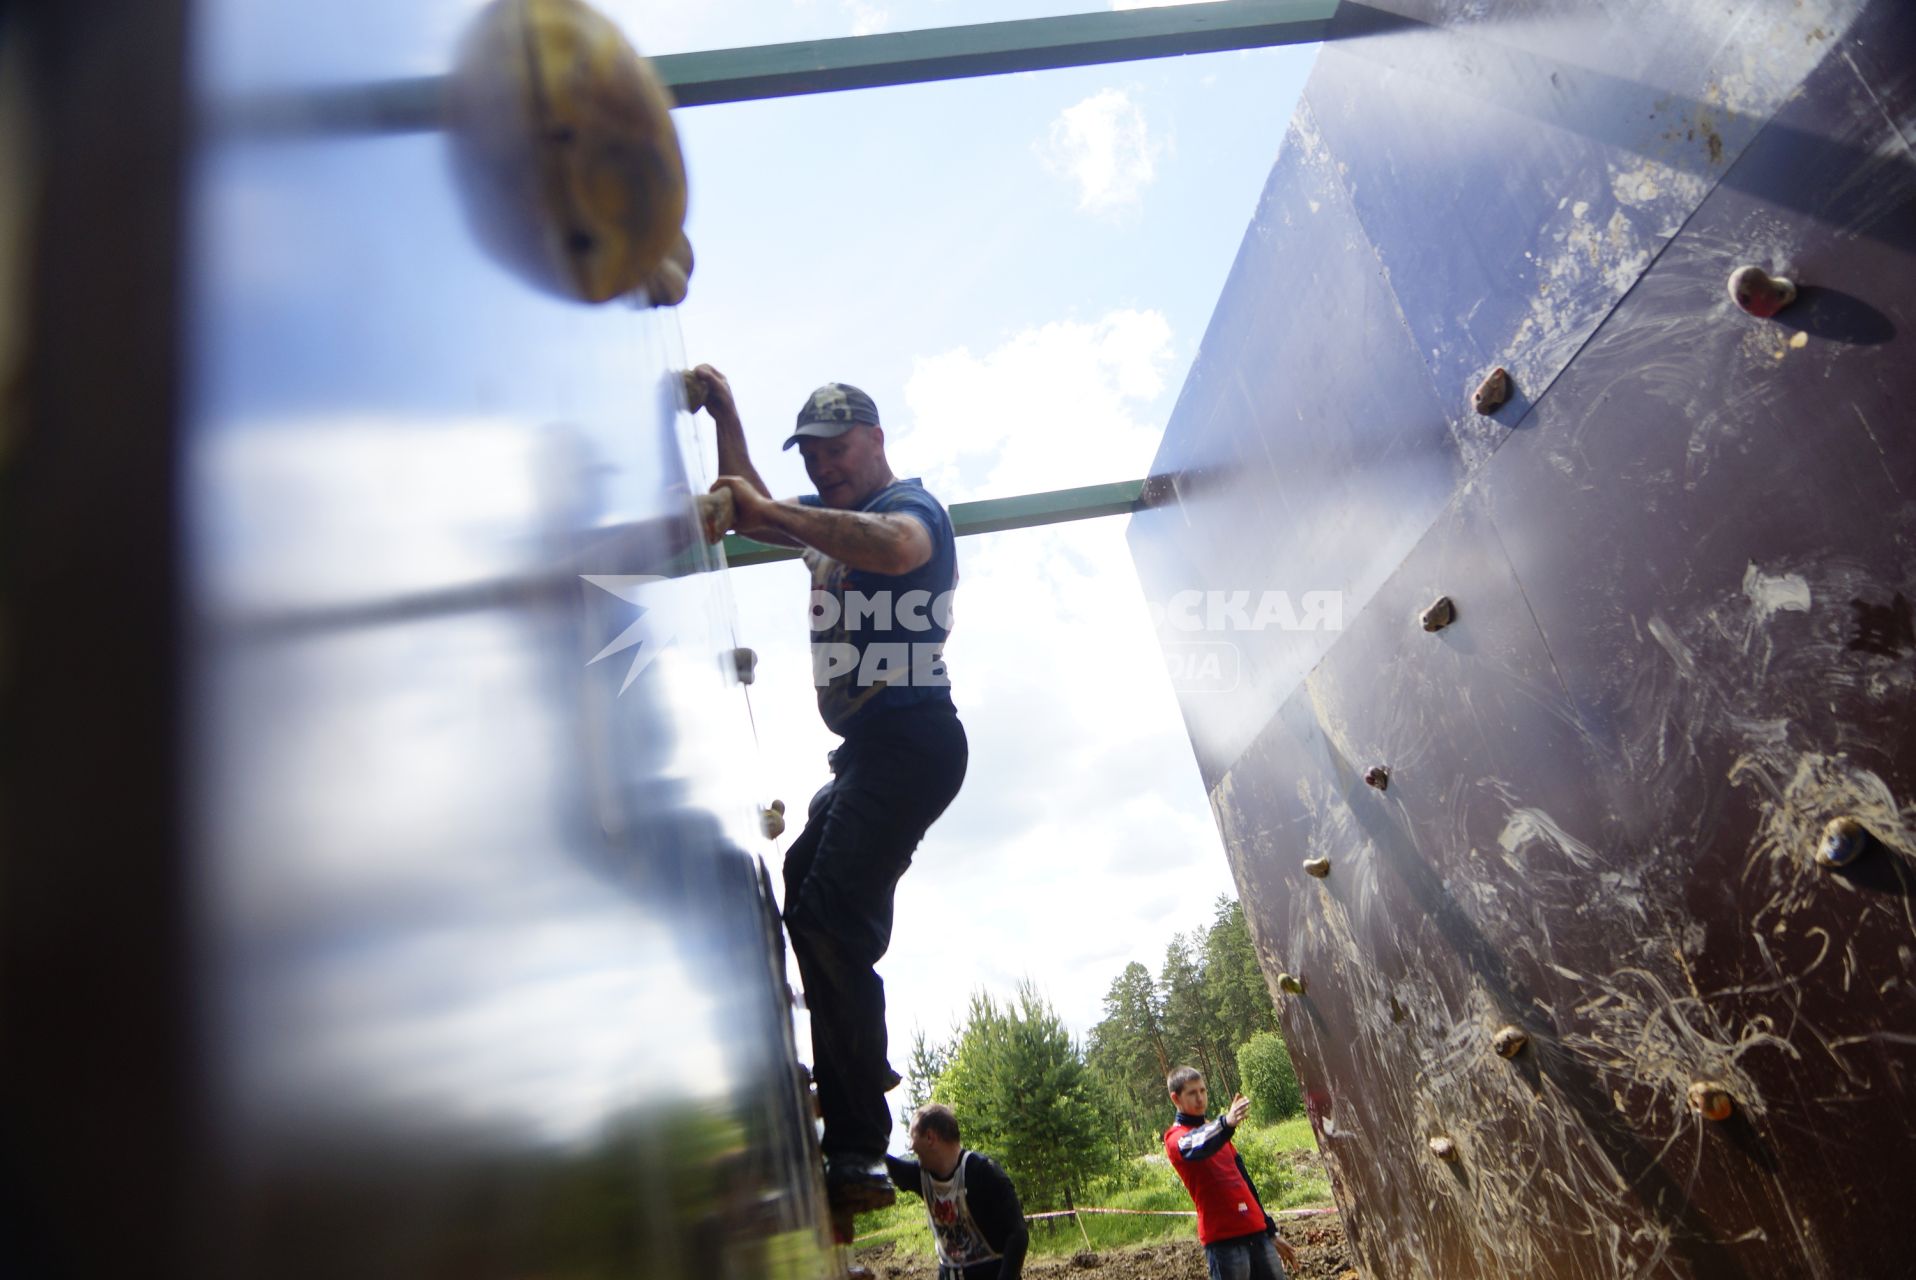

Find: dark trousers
783;700;968;1159
939;1264;1001;1280
1205;1232;1289;1280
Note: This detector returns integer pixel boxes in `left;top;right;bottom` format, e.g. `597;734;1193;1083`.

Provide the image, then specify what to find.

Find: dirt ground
853;1214;1357;1280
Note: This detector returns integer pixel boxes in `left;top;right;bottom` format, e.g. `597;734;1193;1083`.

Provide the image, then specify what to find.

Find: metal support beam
659;0;1340;107
218;1;1341;136
722;477;1159;567
222;478;1164;639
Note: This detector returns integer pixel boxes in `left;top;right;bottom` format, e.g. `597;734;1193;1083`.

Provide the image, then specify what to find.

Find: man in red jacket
1163;1067;1299;1280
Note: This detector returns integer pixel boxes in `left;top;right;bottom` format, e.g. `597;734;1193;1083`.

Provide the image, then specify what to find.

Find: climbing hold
695;487;735;543
1816;816;1871;868
681;369;707;412
1727;265;1797;319
729;646;758;685
1364;766;1390;791
1428;1136;1458;1162
1687;1081;1734;1122
1491;1025;1529;1059
1277;972;1307;996
1302;856;1331;879
1420;596;1456;633
760;801;786;840
637;231;694;307
449;0;689;303
1472;367;1510;415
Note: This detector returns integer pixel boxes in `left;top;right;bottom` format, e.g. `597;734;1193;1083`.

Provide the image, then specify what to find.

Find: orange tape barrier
1023;1206;1337;1223
855;1205;1336;1242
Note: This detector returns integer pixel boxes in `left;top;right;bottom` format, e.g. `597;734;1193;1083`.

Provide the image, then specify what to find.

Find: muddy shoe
824;1154;895;1213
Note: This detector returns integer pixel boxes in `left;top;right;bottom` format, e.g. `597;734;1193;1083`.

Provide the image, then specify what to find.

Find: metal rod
722;477;1158;567
222;477;1167;638
215;1;1340;136
659;0;1340;107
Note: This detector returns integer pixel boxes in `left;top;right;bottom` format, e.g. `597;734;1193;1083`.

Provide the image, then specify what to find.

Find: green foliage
1084;898;1283;1148
851;1198;934;1258
1275;1164;1333;1211
1038;1121;1329;1258
931;980;1117;1211
1032;1157;1195;1254
1230;1121;1297;1207
898;1026;948;1125
1085;961;1171;1152
860;1120;1332;1267
1160;936;1230;1096
1202;898;1279;1043
1231;1118;1333;1212
1236;1031;1302;1124
1265;1115;1317;1150
891;899;1303;1232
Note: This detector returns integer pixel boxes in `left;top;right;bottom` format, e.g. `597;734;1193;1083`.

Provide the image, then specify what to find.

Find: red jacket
1164;1113;1271;1246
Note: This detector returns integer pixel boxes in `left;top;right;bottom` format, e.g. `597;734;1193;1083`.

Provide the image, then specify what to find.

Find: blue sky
655;3;1319;1063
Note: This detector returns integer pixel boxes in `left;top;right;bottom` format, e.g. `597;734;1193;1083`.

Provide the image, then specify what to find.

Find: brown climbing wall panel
1131;1;1916;1276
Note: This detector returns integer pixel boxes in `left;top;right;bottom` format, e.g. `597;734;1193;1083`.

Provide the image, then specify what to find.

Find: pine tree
933;981;1115;1211
1085;961;1173;1149
1160;934;1231;1097
1201;896;1279;1042
898;1026;951;1125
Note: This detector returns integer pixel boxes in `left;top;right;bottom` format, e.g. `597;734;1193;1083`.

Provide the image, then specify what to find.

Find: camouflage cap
782;382;880;449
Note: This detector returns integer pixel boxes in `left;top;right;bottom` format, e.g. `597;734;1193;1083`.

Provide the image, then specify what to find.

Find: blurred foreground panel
0;2;833;1276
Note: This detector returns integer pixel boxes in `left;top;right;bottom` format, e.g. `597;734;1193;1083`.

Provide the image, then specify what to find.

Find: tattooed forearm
763;503;932;575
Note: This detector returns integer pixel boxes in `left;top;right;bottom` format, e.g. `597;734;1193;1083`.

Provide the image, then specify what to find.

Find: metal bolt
1727;264;1797;318
1364;765;1390;791
1302;856;1331;879
1420;596;1456;632
759;798;786;840
729;646;759;685
1491;1025;1529;1059
1687;1081;1734;1122
1472;366;1511;415
1428;1136;1458;1162
1277;972;1306;996
1817;816;1871;868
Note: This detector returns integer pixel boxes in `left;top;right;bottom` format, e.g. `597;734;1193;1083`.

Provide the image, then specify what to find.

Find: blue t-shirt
799;479;958;734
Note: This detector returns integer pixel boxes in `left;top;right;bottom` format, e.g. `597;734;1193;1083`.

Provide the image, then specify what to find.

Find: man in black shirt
885;1104;1026;1280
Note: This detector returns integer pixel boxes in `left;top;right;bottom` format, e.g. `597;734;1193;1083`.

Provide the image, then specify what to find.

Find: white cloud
843;0;890;35
1109;0;1215;7
1038;88;1163;214
894;307;1175;500
882;516;1235;1047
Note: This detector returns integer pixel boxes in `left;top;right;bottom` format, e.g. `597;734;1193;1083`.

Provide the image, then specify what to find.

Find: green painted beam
219;1;1340;135
657;0;1339;107
228;477;1165;636
720;538;806;569
721;477;1154;568
952;477;1149;536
